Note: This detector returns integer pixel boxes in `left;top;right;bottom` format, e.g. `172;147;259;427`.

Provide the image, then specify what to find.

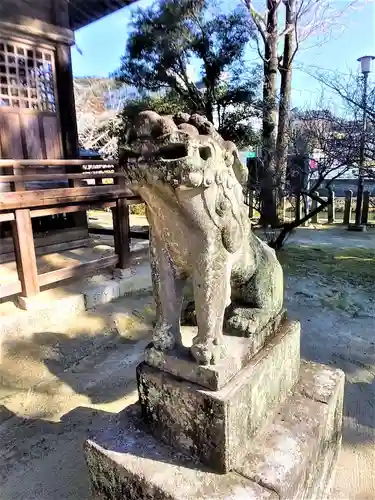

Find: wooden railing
0;159;145;305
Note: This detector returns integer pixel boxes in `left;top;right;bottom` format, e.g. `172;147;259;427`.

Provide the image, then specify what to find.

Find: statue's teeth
188;172;203;187
203;169;215;186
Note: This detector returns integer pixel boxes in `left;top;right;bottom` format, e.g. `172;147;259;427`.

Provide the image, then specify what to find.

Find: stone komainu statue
120;111;283;365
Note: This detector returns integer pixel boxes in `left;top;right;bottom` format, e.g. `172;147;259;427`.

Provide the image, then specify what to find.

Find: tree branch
243;0;267;43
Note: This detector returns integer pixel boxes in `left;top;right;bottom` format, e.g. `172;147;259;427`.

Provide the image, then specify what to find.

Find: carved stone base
145;310;287;390
84;360;344;500
139;320;300;472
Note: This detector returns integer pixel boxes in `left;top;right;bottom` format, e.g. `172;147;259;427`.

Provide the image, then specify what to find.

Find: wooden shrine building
0;1;140;303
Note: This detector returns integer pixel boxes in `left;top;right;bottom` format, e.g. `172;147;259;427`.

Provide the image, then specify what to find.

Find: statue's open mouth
156;143;212;162
156;143;188;160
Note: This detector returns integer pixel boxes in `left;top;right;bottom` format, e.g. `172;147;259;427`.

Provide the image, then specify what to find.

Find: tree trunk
276;0;295;220
205;100;214;124
259;0;279;227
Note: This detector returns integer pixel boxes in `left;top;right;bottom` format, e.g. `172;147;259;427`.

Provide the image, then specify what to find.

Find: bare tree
308;67;375;178
247;106;359;248
243;0;365;226
74;77;122;159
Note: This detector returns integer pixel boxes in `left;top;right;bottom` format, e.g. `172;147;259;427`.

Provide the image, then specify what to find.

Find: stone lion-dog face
120;111;283;365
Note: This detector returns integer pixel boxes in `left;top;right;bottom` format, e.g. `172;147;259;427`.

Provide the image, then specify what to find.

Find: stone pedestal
84;319;345;500
138;320;300;472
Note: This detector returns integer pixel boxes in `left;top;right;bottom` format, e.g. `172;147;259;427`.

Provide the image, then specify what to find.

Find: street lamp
349;55;375;231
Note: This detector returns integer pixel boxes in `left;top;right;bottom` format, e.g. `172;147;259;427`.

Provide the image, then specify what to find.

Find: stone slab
145;310;287;390
235;362;345;500
84;266;152;309
137;320;300;473
84;406;278;500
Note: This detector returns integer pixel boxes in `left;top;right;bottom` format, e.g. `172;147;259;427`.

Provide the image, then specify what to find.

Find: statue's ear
224;142;248;187
232;150;248;187
216;189;244;254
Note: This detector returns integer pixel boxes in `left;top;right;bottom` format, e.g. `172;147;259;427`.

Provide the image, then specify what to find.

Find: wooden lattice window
0;40;56;112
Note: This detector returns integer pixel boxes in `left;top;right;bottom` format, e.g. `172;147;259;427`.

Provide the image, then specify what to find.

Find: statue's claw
152;323;176;351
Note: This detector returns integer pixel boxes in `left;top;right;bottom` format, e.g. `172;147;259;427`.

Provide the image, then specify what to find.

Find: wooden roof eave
69;0;138;31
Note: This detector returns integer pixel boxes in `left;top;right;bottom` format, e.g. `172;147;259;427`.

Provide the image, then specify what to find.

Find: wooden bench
0;159;145;304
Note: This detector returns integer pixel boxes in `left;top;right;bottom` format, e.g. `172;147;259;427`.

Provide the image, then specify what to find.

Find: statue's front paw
152;324;176;351
190;342;214;366
190;340;225;365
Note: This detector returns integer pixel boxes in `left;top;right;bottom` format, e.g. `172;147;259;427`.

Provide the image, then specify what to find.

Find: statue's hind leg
227;246;284;337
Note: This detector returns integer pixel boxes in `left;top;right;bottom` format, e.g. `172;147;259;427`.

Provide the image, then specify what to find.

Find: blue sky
71;0;375;110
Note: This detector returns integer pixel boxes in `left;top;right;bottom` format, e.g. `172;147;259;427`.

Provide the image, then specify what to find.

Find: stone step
235;360;345;500
85;405;279;500
0;261;152;343
84;360;344;500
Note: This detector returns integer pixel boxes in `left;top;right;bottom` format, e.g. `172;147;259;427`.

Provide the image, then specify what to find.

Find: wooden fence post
361;190;370;225
295;194;301;223
311;191;319;224
343;190;353;225
12;208;39;304
278;196;286;223
327;191;335;224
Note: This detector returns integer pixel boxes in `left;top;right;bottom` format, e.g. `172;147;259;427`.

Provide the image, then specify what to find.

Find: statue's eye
157;144;188;160
199;146;211;161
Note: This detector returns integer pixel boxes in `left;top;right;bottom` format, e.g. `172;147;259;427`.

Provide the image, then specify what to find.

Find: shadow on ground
0;292;156;408
0;404;124;500
0;401;211;500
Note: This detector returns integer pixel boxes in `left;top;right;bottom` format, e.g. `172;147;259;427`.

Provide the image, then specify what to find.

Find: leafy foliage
114;0;261;147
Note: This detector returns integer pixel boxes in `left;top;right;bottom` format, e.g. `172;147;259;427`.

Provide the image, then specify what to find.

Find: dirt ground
0;224;374;499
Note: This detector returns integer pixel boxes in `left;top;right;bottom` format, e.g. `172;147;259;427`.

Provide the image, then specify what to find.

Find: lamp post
349;55;375;231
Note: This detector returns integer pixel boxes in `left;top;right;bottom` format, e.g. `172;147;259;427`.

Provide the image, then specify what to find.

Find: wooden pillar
112;171;130;270
55;43;87;227
343;190;353;225
327;191;335;224
12;209;39;299
55;44;79;161
112;199;130;270
361;191;370;225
